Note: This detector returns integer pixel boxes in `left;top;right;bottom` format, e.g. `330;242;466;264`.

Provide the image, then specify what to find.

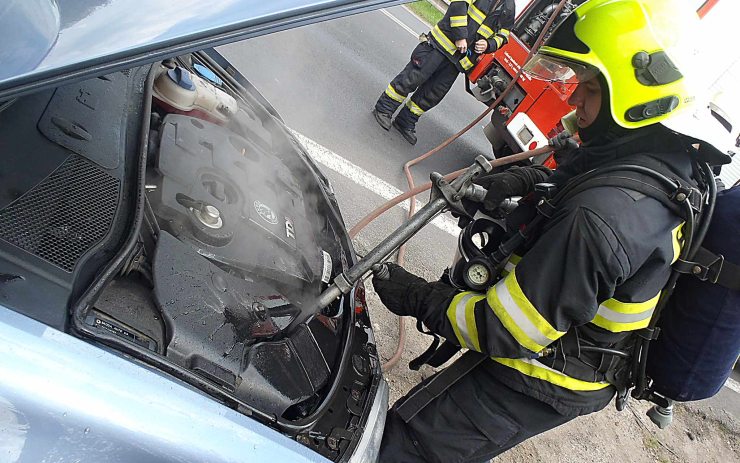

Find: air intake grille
0;155;121;272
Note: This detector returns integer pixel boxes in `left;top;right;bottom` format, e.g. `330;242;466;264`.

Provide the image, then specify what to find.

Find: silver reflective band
453;293;478;349
495;278;556;348
385;84;406;103
407;100;425;116
596;304;654;324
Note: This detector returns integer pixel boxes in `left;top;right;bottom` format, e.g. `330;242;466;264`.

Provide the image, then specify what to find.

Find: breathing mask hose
373;0;570;371
689;162;717;257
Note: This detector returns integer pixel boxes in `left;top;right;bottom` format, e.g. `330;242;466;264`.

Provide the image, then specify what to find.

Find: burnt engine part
152;231;330;415
88;276;165;353
147;114;325;302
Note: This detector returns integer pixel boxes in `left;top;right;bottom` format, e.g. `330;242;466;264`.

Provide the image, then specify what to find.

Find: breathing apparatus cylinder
646;186;740;402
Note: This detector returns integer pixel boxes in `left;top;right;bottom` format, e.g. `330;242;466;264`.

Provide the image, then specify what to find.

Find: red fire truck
466;0;586;164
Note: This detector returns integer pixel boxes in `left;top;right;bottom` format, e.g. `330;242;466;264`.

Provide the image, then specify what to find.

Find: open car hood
0;0;404;100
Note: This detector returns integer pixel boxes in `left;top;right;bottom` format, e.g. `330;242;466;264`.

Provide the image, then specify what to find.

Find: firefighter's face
568;77;602;128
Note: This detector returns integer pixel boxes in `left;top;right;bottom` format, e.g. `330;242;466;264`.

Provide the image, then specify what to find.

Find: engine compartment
0;52;380;460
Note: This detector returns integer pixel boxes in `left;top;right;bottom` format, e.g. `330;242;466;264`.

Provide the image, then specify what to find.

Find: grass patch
405;1;445;26
643;436;661;451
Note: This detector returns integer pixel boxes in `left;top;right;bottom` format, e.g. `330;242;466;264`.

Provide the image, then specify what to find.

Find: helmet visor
523;54;600;84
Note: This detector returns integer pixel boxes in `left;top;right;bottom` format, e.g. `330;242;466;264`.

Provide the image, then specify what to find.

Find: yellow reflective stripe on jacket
459;56;474;71
450;15;468;27
487;270;566;352
501;254;521;277
498;28;510;38
406;99;425;116
493;357;611;391
477;24;494;38
447;292;485;351
671;222;684;264
468;4;486;24
384;84;406;103
493;35;504;49
431;25;456;55
591;293;660;332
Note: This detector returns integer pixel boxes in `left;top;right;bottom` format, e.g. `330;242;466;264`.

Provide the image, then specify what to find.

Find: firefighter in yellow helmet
375;1;718;461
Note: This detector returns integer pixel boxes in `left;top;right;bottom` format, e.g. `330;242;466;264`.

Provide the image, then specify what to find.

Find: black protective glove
371;263;428;317
548;130;579;164
473;165;552;212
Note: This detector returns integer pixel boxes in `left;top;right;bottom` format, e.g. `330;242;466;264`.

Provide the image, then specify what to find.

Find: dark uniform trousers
378;362;577;463
374;41;460;130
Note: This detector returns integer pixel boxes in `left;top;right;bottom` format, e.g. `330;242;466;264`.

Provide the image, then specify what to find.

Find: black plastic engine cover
153;231;330;413
148;114;324;291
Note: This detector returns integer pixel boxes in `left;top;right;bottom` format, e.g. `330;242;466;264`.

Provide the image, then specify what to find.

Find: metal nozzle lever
372;263;390;281
313;156;493;312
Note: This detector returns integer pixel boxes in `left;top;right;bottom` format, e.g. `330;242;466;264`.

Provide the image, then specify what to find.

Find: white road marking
726;377;740;394
380;8;419;38
291;130;460;237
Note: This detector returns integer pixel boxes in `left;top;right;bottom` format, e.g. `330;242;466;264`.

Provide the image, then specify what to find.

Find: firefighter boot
392;119;417;145
392;107;419;145
372;109;393;131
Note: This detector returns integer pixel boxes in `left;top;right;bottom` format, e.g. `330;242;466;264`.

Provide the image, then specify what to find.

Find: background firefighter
373;1;721;461
372;0;515;145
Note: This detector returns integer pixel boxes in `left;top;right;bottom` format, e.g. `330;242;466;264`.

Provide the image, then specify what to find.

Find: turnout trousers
378;362;577;463
375;41;460;129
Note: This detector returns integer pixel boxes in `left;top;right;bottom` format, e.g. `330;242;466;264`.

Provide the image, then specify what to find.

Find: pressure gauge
462;257;494;292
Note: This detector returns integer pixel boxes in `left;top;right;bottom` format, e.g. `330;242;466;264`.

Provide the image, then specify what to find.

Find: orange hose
359;0;571;371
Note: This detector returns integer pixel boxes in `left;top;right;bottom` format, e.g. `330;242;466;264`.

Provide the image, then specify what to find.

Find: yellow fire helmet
523;0;702;129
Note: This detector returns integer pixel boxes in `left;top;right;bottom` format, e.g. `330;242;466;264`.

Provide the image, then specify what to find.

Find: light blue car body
0;0;400;461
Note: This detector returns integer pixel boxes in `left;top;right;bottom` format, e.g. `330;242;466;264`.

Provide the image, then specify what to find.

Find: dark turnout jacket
411;125;700;415
430;0;515;72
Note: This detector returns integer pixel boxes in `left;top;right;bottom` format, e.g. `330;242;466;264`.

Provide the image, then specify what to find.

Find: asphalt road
218;4;739;423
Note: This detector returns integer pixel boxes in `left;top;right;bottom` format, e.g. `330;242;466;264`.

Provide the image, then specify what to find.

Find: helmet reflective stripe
528;0;699;128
